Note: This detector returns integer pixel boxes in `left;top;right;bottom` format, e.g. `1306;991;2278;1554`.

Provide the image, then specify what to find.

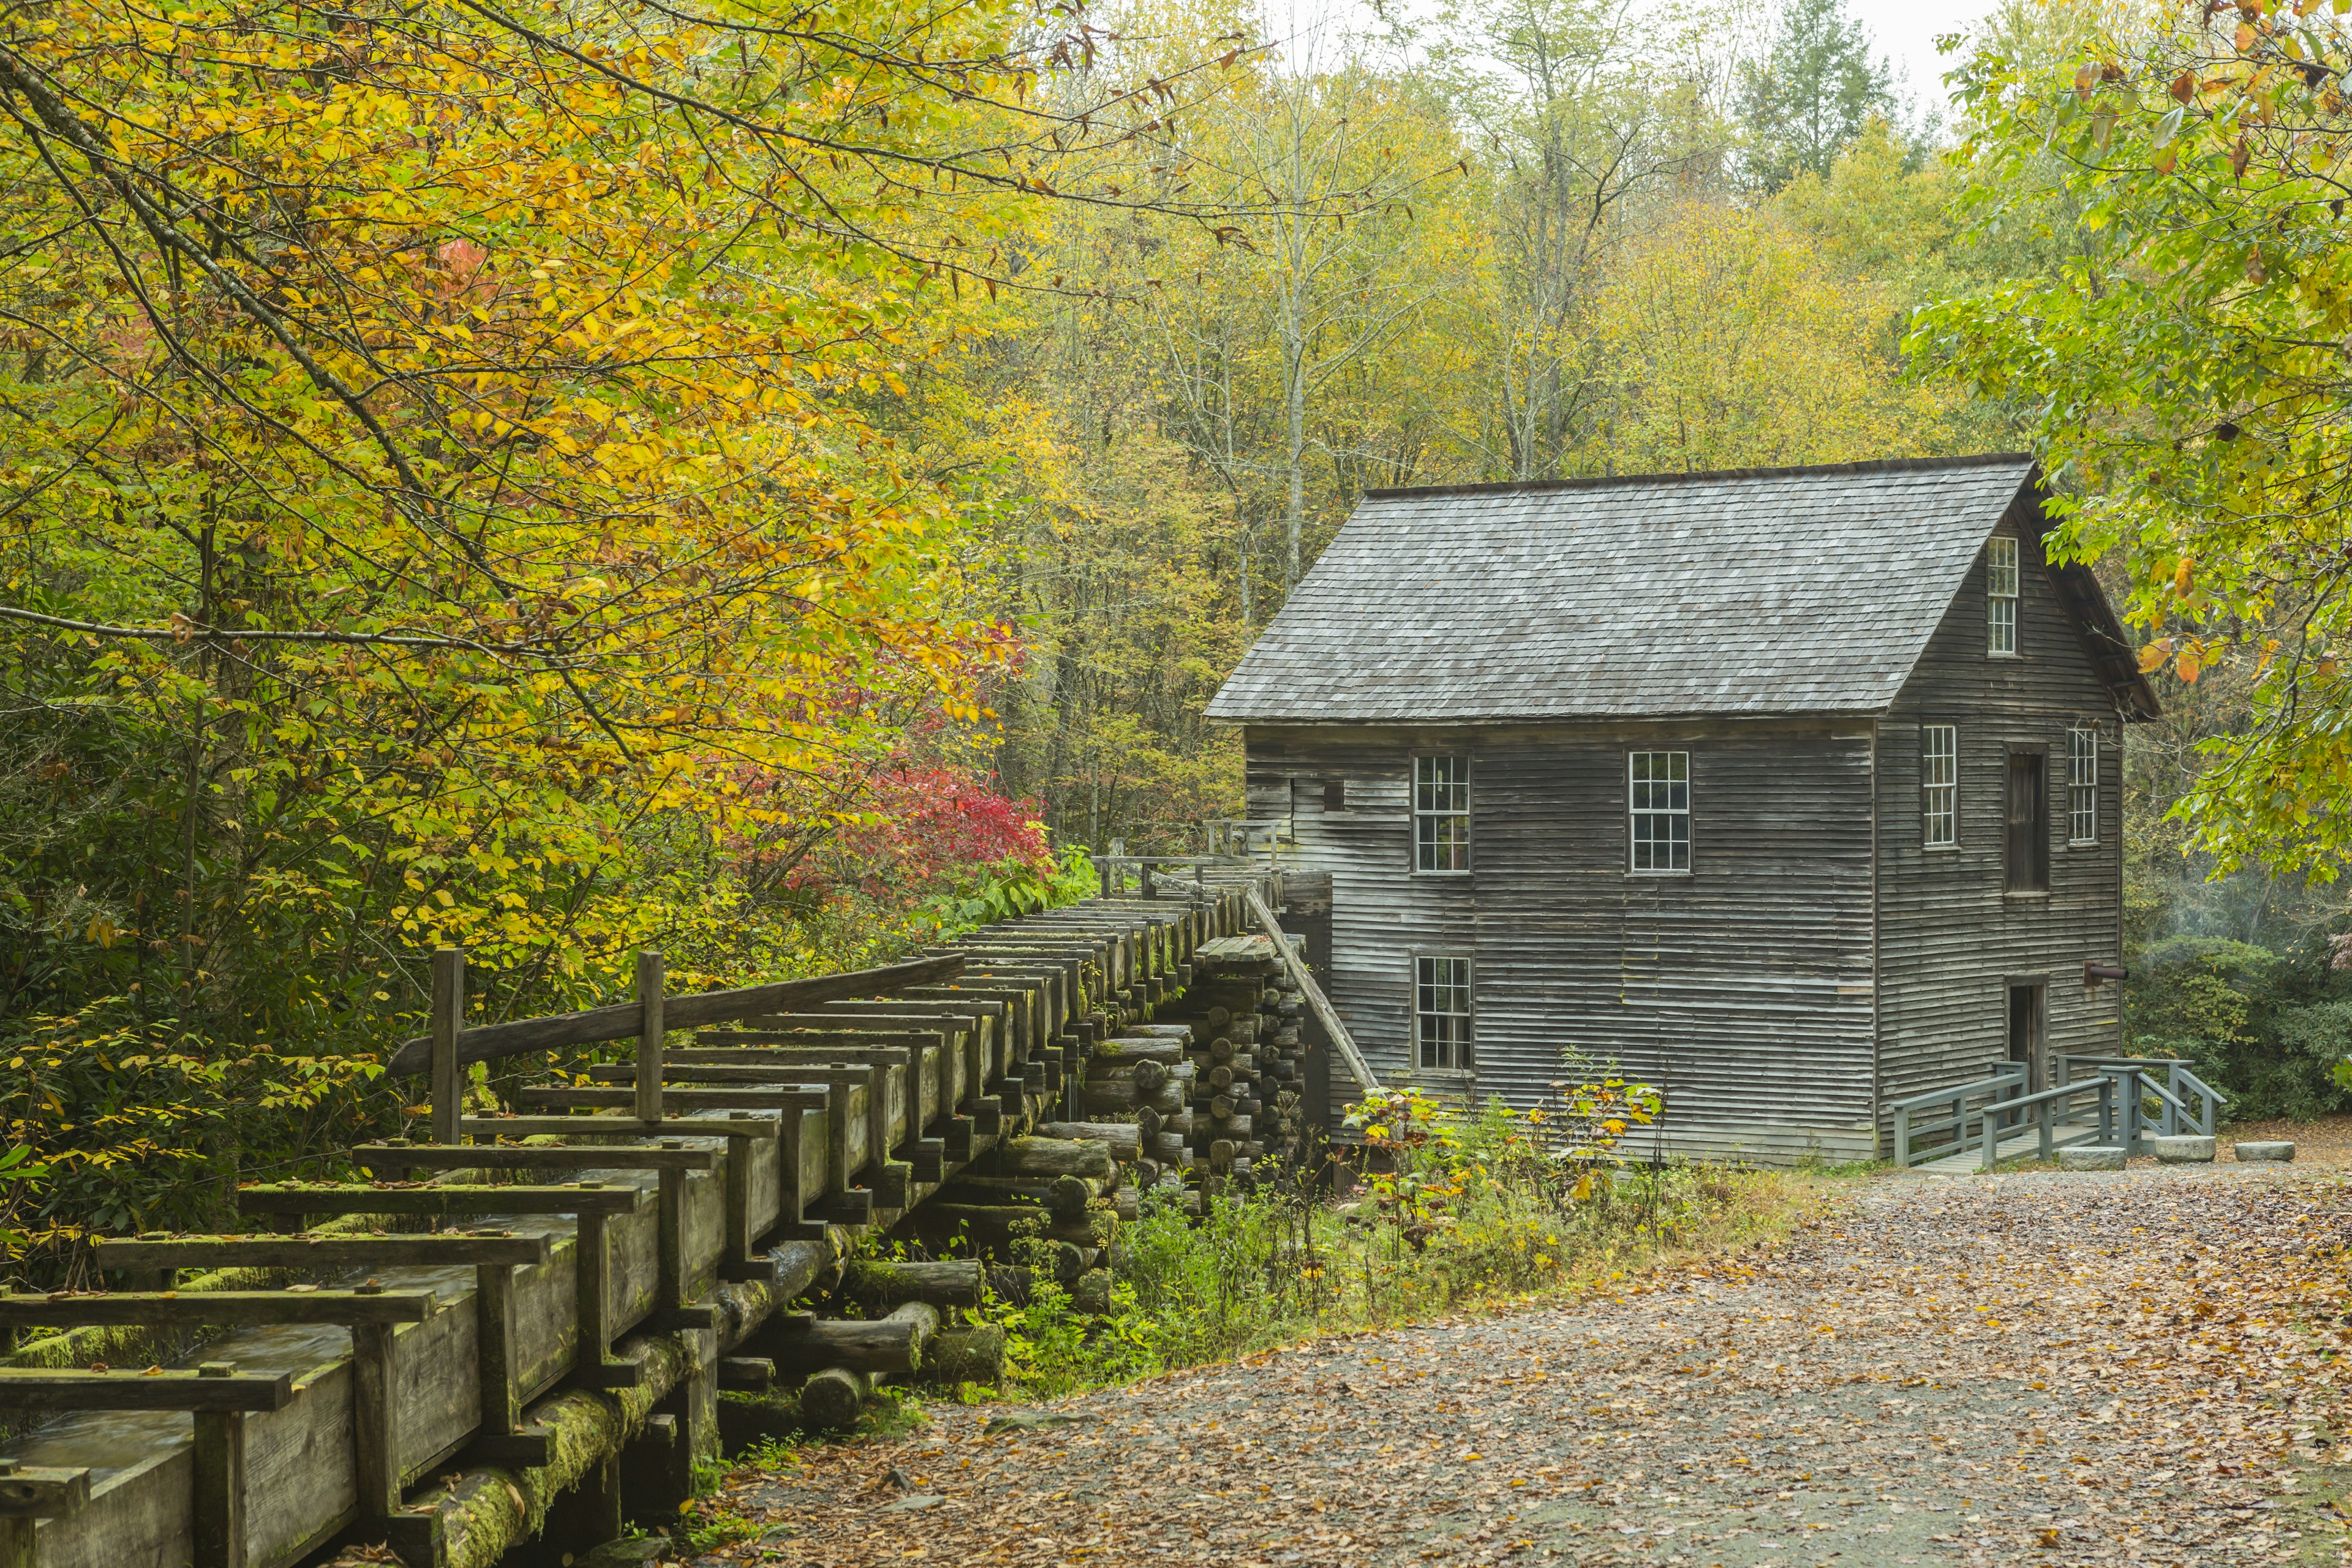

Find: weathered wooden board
1246;718;1880;1161
15;1124;794;1568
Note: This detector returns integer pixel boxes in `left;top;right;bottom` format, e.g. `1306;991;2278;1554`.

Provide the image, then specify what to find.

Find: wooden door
2006;752;2047;891
2008;982;2046;1093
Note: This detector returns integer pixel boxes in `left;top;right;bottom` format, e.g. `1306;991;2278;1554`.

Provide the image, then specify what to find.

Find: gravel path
711;1164;2352;1567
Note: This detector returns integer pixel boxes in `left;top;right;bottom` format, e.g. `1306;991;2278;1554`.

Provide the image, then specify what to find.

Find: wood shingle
1207;454;2150;724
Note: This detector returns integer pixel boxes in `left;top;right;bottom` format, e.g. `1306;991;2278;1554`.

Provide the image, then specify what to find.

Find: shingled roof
1207;454;2156;724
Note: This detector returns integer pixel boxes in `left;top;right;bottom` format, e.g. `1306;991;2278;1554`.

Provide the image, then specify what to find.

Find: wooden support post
824;1078;851;1202
429;947;465;1145
351;1310;401;1521
575;1207;612;1379
191;1366;247;1568
545;1455;622;1561
475;1262;518;1435
0;1519;24;1568
780;1098;807;1227
718;1121;763;1281
657;1142;686;1313
636;950;666;1127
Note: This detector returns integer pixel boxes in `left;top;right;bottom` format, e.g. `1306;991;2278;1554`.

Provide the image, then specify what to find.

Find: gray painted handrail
1891;1068;2026;1167
1971;1076;2116;1170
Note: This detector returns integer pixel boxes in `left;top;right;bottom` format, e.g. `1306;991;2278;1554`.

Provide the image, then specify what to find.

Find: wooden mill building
1206;455;2160;1163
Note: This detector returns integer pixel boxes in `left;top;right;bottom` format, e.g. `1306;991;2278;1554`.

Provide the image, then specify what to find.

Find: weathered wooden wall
1247;721;1882;1162
1873;489;2130;1126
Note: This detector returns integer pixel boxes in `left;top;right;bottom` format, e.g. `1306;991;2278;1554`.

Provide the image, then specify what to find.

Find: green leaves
1917;18;2352;878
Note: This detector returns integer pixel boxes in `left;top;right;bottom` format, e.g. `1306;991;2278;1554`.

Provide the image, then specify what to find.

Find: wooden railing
1894;1055;2231;1170
1890;1068;2026;1168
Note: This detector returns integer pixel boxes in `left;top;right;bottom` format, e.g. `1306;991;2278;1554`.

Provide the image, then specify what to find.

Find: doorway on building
2008;981;2047;1094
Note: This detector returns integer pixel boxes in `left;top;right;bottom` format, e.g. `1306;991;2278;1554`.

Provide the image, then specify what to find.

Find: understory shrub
2127;932;2352;1123
990;1083;1804;1398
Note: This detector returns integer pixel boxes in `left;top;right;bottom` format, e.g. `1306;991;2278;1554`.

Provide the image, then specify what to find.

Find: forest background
2;0;2345;1250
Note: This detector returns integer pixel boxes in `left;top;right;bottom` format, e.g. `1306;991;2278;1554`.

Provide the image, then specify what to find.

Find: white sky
1273;0;2001;119
1847;0;1998;117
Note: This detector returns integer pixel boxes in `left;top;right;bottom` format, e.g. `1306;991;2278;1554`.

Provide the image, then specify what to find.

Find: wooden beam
0;1291;437;1328
455;1115;776;1140
234;1184;640;1218
349;1143;718;1172
0;1368;293;1411
514;1088;828;1115
687;1030;941;1049
232;1185;635;1222
385;954;965;1075
1244;884;1381;1096
93;1234;551;1270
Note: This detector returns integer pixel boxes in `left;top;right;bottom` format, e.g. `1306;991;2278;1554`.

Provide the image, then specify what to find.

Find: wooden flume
0;871;1329;1568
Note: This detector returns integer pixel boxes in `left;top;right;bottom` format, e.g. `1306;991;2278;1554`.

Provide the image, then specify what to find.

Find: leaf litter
698;1163;2352;1566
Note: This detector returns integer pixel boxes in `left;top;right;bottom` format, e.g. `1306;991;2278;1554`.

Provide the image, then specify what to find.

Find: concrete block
2234;1140;2297;1163
2059;1145;2125;1171
2151;1134;2216;1164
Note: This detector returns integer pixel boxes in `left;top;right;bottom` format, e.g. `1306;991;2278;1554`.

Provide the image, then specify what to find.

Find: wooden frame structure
0;878;1319;1568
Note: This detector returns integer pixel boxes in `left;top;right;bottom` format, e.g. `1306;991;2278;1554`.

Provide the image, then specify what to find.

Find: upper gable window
1987;536;2020;657
1629;750;1691;873
1413;755;1471;872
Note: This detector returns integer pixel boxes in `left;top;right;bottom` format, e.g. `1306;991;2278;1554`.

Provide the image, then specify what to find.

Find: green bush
2126;933;2352;1122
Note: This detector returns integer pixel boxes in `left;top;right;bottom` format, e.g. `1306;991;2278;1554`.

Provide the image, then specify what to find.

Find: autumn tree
1737;0;1898;189
1913;0;2352;881
0;0;1224;1238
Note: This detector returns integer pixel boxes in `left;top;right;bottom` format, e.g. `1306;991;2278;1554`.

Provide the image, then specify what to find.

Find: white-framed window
1413;755;1471;872
1987;536;2019;656
1414;955;1472;1071
1628;750;1691;873
1922;725;1957;848
2068;725;2099;845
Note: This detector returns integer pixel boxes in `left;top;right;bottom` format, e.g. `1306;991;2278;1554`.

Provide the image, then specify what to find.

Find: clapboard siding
1874;494;2130;1132
1248;721;1880;1162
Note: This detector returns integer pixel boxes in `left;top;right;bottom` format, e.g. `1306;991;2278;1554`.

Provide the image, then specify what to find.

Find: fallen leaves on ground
696;1163;2352;1566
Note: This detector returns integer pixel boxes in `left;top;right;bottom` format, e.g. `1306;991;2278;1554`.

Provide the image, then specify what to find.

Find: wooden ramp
1909;1126;2058;1176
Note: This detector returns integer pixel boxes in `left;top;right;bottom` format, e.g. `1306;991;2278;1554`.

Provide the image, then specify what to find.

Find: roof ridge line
1359;452;2034;502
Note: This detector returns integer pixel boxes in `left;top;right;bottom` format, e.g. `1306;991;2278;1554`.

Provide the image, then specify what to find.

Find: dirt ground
701;1153;2352;1568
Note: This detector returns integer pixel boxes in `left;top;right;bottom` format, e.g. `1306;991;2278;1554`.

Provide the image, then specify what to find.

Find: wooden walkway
1910;1126;2065;1175
0;875;1316;1568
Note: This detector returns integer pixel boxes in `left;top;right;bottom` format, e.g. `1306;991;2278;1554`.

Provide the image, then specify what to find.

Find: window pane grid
1921;725;1956;848
1414;755;1471;872
2068;726;2098;844
1988;537;2019;655
1415;956;1472;1071
1629;751;1691;873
